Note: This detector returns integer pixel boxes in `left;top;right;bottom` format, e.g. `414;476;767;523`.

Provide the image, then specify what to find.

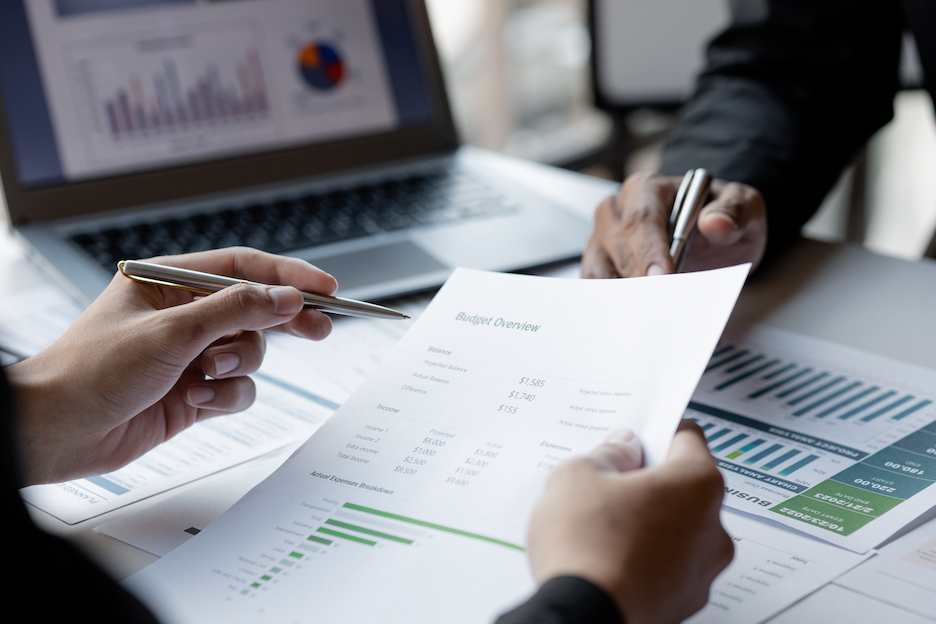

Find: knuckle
624;170;658;188
700;462;726;488
742;183;764;202
231;245;261;259
594;196;620;224
238;378;258;404
620;202;657;231
699;468;726;501
595;196;613;215
549;458;583;483
689;589;712;617
683;460;725;500
311;314;333;340
720;196;745;216
223;377;256;411
231;284;268;312
157;310;209;348
730;182;765;210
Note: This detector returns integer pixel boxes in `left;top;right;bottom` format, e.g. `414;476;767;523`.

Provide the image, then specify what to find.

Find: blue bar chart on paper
687;325;936;553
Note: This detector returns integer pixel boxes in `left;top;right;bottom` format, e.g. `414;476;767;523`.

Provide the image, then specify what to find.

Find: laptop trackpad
302;242;448;291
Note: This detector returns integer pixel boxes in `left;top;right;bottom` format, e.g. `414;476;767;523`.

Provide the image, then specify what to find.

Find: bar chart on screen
99;49;270;140
64;21;279;166
688;325;936;553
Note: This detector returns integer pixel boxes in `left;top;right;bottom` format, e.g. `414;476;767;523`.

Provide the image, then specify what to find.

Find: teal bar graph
712;433;749;453
748;367;813;399
815;386;879;419
745;443;784;465
706;350;750;373
793;381;861;416
778;454;819;476
838;390;895;420
787;376;845;406
725;354;765;373
777;372;829;398
726;439;765;460
705;428;732;444
711;345;734;358
893;400;933;421
715;360;780;391
762;449;800;470
861;395;914;422
762;363;796;380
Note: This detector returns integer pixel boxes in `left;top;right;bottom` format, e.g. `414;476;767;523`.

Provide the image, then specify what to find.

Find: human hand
582;171;766;278
526;421;733;624
8;247;337;486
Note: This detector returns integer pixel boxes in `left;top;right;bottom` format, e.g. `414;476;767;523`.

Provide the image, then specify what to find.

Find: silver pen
118;260;410;320
669;168;711;273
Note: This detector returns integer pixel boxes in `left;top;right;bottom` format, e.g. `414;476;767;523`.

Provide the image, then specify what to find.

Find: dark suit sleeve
2;367;160;624
495;576;624;624
659;0;904;264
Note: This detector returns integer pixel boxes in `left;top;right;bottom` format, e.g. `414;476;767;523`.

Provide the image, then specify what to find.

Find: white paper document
96;446;300;557
836;518;936;620
0;284;82;359
766;583;931;624
689;324;936;553
687;509;869;624
125;266;748;624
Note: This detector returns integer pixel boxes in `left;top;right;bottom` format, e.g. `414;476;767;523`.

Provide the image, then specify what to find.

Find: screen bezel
0;0;458;226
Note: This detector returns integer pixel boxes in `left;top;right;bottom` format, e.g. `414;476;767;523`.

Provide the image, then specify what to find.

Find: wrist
6;355;76;485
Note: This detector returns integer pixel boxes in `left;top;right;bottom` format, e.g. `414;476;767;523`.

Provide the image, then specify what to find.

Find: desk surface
4;151;936;619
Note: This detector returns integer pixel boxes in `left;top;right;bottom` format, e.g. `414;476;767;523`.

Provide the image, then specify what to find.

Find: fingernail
606;429;637;445
647;264;666;276
269;286;302;316
212;352;239;376
187;384;215;406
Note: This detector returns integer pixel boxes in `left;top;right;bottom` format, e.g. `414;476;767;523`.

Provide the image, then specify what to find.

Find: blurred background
425;0;936;261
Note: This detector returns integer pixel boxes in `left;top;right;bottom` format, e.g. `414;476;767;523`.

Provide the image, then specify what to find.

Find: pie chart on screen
297;42;345;90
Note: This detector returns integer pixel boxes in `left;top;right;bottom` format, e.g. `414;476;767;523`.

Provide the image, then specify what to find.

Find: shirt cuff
494;576;624;624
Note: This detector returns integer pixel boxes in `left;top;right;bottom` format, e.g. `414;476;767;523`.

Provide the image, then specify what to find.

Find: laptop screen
0;0;435;189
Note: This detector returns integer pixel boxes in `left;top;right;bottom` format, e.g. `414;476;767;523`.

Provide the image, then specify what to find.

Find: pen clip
670;170;694;231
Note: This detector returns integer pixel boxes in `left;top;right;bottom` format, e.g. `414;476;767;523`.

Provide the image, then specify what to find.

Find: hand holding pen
582;171;767;278
9;247;362;485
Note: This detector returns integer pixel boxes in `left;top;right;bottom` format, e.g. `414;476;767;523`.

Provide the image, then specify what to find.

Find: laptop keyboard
69;171;517;271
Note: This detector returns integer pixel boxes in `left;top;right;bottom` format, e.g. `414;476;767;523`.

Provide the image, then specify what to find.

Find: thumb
665;420;715;466
159;284;304;357
696;182;764;245
586;428;644;473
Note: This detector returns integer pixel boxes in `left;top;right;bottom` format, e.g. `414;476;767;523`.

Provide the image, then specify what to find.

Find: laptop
0;0;591;303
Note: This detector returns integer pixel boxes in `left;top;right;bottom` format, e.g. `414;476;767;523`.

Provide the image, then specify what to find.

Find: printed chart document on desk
126;265;748;624
690;325;936;553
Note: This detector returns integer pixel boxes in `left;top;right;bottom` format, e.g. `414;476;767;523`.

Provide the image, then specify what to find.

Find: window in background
426;0;611;165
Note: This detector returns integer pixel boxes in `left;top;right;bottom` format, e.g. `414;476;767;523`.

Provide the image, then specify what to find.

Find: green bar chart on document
238;501;525;599
688;325;936;553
